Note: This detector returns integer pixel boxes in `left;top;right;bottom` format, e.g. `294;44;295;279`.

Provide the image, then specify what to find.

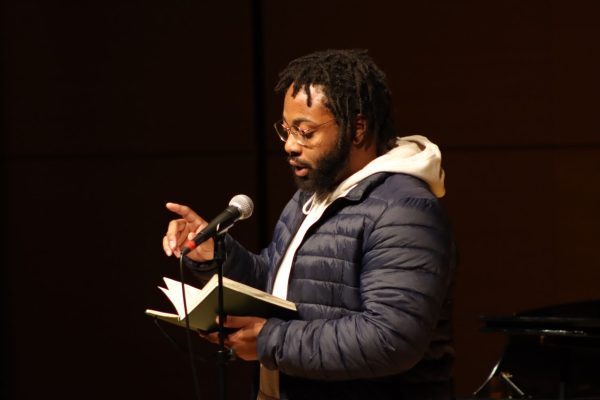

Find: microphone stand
213;230;232;400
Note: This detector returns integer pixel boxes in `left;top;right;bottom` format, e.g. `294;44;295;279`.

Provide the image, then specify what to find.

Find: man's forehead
287;83;328;106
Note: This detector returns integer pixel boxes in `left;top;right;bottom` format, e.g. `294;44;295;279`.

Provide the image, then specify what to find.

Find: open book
145;274;298;332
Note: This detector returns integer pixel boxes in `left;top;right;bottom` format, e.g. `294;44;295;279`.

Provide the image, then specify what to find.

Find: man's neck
347;142;378;177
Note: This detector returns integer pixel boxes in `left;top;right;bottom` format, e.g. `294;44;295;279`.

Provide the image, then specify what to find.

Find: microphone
182;194;254;255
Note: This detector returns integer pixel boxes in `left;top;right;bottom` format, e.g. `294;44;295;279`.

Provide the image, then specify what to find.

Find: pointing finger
166;202;205;224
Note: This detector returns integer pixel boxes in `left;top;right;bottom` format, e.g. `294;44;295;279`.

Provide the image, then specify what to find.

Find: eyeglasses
273;119;336;146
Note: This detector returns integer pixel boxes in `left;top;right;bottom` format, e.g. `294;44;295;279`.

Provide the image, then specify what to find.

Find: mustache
287;156;311;169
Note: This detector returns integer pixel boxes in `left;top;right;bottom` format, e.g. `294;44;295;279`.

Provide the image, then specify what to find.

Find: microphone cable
179;253;203;400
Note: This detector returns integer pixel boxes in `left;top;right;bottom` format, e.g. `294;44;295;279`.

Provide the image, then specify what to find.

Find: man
163;49;456;400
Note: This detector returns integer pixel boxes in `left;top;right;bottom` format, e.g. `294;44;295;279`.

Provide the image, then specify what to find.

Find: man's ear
353;114;367;145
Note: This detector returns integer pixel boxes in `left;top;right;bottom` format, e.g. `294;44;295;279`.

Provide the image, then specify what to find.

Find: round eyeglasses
273;119;336;146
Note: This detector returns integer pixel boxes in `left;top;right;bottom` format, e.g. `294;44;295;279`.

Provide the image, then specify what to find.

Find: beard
289;131;352;200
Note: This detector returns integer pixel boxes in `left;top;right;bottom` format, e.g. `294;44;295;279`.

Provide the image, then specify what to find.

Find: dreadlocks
275;49;397;154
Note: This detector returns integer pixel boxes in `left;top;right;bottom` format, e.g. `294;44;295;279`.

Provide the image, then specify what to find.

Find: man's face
282;84;352;197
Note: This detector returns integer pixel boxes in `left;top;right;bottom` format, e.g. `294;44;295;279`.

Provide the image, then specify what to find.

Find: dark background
2;1;599;399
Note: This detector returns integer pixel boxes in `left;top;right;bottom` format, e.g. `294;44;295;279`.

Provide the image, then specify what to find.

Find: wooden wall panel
3;156;259;399
2;1;258;399
442;147;600;390
2;1;255;155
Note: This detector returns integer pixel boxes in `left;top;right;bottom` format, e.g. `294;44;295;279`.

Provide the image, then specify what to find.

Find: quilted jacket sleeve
257;194;454;380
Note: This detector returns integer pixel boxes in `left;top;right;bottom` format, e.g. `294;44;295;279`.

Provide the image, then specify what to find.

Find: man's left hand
200;316;266;361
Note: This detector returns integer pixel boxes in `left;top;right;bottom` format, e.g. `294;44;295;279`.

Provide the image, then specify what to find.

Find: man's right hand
162;202;214;261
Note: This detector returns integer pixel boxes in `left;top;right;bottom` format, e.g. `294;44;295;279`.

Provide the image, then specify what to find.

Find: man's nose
284;133;302;154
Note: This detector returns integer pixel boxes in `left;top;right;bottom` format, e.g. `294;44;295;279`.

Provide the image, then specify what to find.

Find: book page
147;274;298;332
223;277;296;311
160;277;204;319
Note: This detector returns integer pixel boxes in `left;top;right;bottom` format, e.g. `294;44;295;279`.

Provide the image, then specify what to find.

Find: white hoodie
272;135;446;300
329;134;446;201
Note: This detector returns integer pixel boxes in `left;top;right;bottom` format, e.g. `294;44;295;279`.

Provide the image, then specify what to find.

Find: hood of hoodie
340;135;445;198
303;135;446;214
305;135;446;213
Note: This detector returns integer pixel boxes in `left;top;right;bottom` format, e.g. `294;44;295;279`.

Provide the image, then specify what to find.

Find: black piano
473;300;600;399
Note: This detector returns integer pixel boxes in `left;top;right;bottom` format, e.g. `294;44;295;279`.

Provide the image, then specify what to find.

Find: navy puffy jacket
195;172;456;399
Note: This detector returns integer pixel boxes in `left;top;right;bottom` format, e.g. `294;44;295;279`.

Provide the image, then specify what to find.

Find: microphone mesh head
229;194;254;220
